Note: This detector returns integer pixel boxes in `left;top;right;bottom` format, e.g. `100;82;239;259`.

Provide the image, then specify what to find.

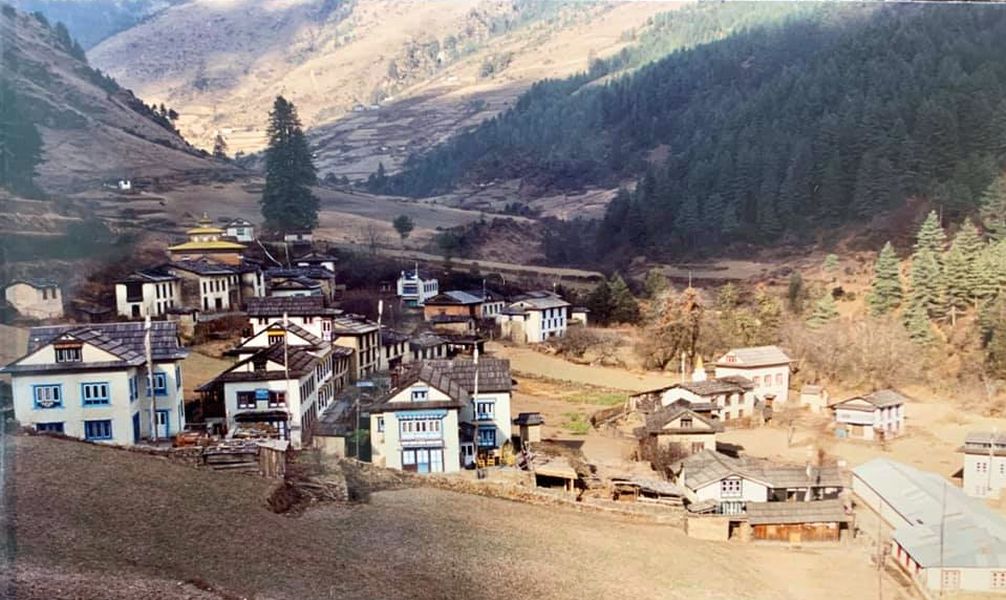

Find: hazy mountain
9;0;183;48
1;5;223;193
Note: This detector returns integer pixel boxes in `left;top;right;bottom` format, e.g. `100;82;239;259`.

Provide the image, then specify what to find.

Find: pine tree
914;210;948;255
586;279;613;324
909;249;945;320
260;96;319;233
608;274;640;324
945;219;984;312
644;268;669;299
903;300;934;344
787;271;805;314
979;174;1006;242
868;241;902;316
807;290;838;329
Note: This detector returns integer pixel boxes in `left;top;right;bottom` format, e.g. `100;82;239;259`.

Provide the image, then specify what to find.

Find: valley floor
7;434;894;600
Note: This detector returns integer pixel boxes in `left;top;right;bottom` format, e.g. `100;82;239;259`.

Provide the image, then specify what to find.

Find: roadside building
496;291;571;344
714;345;792;404
224;218;255;243
370;356;513;472
961;431;1006;498
167;258;244;313
4;279;63;320
1;322;188;444
115;268;180;319
397;268;439;307
671;450;844;515
167;214;247;265
638;405;722;455
830;389;906;442
799;384;829;413
853;458;1006;594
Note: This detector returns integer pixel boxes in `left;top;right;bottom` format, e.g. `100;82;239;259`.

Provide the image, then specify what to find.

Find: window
775;373;783;386
942;570;960;590
411;388;429;402
268;333;285;346
55;346;82;363
477;426;497;448
691;441;705;454
721;478;743;498
33;385;62;409
175;365;182;390
752;376;761;387
377;417;385;433
268;391;286;408
979;461;989;473
36;422;64;434
84;419;113;441
237;392;257;409
147;372;168;396
81;382;110;406
129;376;137;402
680;417;693;428
476;400;495;420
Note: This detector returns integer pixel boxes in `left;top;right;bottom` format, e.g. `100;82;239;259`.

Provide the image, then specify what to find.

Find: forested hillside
382;4;1006;263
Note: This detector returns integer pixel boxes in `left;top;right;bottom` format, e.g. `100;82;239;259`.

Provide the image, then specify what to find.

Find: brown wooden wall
751;522;841;543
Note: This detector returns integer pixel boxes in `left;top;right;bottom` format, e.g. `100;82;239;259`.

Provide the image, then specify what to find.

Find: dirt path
492;342;670;392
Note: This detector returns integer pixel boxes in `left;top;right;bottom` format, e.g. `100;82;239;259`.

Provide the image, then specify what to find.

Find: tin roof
746;499;849;525
854;458;1006;568
715;345;792;367
832;389;908;409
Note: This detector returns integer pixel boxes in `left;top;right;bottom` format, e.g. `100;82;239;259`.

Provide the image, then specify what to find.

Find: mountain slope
1;6;224;192
88;0;679;160
9;0;183;49
383;4;1006;262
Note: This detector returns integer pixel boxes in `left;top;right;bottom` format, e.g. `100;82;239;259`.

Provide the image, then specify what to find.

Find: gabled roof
409;332;447;350
637;376;752;398
675;450;843;491
227;322;326;353
6;278;59;289
246;296;341;317
715;345;792;367
510;292;570;310
117;266;179;284
269;278;322;291
168;240;246;252
331;316;379;335
380;328;410;346
225;218;253;227
3;322;187;374
643;406;723;434
372;357;512;413
832;389;908;409
426;291;483;305
294;250;337;263
197;344;324;390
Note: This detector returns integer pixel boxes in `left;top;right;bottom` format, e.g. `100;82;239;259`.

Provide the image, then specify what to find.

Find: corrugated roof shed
746;499;849;525
854;458;1006;568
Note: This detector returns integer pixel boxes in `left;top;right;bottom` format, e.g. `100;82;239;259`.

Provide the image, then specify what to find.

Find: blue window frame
175;364;182;391
147;372;168;396
475;399;495;420
33;384;63;409
477;426;497;448
84;419;113;441
81;382;110;406
35;422;64;434
129;375;137;402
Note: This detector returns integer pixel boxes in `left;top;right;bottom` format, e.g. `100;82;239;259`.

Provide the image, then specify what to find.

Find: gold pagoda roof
168;240;246;252
185;213;225;235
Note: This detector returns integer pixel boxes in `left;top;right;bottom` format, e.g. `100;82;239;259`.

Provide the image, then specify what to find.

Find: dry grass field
9;434;896;600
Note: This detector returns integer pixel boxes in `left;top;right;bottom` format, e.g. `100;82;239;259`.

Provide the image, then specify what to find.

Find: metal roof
426;291;483;305
854;458;1006;568
246;296;341;317
676;450;843;491
746;499;850;525
511;293;570;310
833;389;908;409
715;345;792;367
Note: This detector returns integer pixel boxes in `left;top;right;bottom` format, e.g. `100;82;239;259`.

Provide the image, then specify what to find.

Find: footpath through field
489;342;671;392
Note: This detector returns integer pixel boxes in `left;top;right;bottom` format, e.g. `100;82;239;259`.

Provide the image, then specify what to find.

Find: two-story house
370;357;513;472
1;321;188;444
830;389;907;442
224;218;255;243
4;279;63;320
397;268;439;307
496;291;571;344
714;345;792;404
961;431;1006;498
197;340;350;448
266;266;337;301
640;377;755;423
638;405;723;455
331;316;381;381
246;296;343;340
115;268;181;319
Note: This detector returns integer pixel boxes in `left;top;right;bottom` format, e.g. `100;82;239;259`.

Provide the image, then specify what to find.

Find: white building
960;431;1006;498
370;357;513;473
224;218;255;243
196;340;351;449
1;322;188;444
671;450;843;515
830;389;906;442
283;230;314;243
4;279;63;320
247;296;342;339
853;458;1006;594
653;377;756;423
294;251;337;273
496;291;570;344
397;269;439;308
115;269;180;319
714;345;792;404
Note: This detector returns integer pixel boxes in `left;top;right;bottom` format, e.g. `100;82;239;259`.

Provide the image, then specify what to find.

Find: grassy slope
11;435;885;600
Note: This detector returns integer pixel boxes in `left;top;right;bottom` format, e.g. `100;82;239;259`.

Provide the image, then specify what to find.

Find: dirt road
492;342;670;392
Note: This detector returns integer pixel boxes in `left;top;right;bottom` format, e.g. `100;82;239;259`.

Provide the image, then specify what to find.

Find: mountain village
2;215;1006;599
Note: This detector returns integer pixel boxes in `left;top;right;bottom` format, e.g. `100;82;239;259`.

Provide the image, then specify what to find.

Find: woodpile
201;441;261;474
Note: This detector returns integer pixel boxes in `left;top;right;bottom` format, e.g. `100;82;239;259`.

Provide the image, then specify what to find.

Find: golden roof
167;240;247;252
186;213;225;235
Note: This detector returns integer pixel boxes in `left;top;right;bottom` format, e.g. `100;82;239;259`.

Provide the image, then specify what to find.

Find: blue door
132;413;140;443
